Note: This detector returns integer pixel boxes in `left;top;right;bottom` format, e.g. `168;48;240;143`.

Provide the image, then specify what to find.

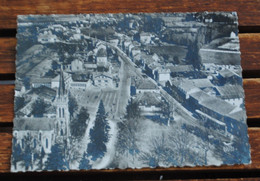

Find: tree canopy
31;98;48;117
79;151;92;170
70;107;89;139
87;100;110;161
44;142;69;170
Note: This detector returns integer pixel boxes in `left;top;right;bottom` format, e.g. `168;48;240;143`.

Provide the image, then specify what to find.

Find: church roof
31;78;52;84
14;118;55;131
28;86;56;101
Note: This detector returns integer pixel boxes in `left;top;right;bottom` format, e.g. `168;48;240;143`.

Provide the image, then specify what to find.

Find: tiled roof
14;118;55;131
216;84;244;99
136;80;158;90
134;92;162;106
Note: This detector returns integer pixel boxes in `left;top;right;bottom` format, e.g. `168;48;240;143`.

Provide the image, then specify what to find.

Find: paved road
83;34;198;123
81;34;232;142
115;58;131;118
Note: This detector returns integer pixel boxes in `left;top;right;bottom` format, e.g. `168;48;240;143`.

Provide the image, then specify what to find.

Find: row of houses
169;78;246;136
62;45;110;72
30;71;118;91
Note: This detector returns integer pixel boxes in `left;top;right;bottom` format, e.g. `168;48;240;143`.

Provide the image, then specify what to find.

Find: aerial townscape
11;12;250;172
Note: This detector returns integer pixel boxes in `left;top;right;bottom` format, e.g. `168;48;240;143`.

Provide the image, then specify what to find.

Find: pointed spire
58;65;66;97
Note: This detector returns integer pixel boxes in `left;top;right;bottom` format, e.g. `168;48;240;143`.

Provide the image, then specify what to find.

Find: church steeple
54;65;70;140
58;66;66;98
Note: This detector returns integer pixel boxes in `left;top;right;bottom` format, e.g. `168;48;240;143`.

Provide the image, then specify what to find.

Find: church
12;67;71;169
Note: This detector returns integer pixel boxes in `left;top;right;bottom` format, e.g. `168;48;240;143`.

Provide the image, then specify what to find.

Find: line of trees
87;100;110;161
113;100;142;167
12;134;46;171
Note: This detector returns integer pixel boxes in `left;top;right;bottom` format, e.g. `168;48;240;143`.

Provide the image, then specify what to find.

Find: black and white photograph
11;12;251;172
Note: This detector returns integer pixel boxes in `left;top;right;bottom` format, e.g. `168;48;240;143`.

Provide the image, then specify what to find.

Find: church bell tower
55;66;70;140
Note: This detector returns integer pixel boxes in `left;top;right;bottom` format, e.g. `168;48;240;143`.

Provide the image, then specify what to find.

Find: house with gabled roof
133;92;162;115
96;48;108;67
93;72;114;88
136;80;159;94
216;84;244;106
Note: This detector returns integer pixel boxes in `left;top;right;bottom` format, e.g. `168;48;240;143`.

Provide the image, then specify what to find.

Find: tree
70;107;89;139
23;145;33;170
167;124;207;166
143;16;164;34
20;134;34;170
87;100;110;161
125;100;141;120
14;97;25;113
168;125;191;165
185;26;204;71
140;124;205;167
173;56;180;64
11;137;23;170
68;93;78;118
37;147;45;170
140;133;172;167
44;142;69;170
186;39;202;70
31;99;48;117
115;100;142;167
159;99;170;118
117;118;140;156
44;69;56;78
79;151;92;170
51;60;59;70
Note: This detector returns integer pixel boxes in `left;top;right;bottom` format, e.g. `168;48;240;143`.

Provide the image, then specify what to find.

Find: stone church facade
12;67;71;165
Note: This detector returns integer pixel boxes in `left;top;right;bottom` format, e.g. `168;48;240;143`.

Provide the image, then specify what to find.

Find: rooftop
216;84;244;99
187;78;213;88
14;118;55;131
219;69;239;78
72;74;89;82
190;90;237;116
136;80;158;90
31;77;52;84
167;65;193;72
134;92;162;106
28;86;56;100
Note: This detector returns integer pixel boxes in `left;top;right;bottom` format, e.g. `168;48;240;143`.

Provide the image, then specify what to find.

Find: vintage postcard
11;12;250;172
